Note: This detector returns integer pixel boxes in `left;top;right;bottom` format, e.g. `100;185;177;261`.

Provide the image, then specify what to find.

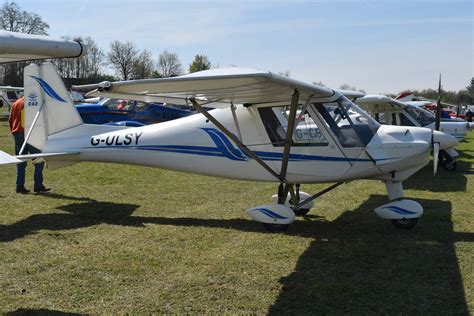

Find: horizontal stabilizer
0;150;22;165
0;151;78;166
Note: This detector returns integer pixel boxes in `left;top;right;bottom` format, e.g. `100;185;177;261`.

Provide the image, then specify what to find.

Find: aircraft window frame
399;111;417;126
404;107;435;126
258;105;329;147
315;96;380;148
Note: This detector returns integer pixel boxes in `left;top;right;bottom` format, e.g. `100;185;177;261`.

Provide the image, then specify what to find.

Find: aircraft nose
432;130;458;150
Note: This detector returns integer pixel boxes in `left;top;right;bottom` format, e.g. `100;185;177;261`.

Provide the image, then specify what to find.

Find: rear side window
259;106;328;147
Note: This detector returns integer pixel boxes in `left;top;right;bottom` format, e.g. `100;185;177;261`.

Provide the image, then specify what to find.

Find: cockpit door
255;103;352;180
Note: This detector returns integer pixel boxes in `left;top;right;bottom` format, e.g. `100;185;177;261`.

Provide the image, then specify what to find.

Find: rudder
24;62;83;151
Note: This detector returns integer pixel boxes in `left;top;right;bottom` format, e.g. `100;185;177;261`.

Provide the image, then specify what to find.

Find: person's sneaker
16;187;30;194
34;185;51;193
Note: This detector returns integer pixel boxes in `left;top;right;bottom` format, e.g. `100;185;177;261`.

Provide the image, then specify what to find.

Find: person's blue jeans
13;132;44;188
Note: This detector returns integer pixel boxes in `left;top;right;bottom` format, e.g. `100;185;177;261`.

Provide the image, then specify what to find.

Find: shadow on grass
404;160;471;192
0;202;139;242
269;195;473;314
1;196;472;313
37;192;96;202
5;308;82;316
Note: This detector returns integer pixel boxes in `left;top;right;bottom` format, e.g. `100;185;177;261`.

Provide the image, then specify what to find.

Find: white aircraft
0;62;459;231
354;95;468;170
0;86;23;116
0;30;458;231
396;91;474;128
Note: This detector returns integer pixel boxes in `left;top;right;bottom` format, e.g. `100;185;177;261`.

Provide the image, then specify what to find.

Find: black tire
442;160;457;171
263;223;289;232
293;208;310;217
391;218;418;229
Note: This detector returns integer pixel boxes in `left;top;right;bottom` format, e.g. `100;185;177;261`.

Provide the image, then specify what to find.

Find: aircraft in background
74;98;197;126
354;95;468;170
396;92;470;120
0;86;23;113
0;85;196;126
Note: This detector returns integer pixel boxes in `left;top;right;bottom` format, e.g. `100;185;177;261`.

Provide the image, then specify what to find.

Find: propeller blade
433;142;440;175
435;74;442;131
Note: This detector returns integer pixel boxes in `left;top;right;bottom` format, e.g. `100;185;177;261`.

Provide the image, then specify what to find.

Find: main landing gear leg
375;181;423;229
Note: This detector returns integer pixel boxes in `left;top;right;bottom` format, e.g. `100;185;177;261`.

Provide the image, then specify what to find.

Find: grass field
0;121;472;314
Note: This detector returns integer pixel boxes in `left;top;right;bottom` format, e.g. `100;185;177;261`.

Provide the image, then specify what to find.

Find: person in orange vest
8;97;50;194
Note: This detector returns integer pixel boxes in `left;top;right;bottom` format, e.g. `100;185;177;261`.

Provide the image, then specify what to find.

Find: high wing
75;67;335;107
355;95;408;113
338;90;365;100
0;30;85;64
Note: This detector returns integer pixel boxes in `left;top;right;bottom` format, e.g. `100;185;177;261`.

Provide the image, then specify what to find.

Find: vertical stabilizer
24;62;83;150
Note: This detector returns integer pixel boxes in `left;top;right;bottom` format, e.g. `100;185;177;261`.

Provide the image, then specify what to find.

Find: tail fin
24;62;83;151
395;91;414;102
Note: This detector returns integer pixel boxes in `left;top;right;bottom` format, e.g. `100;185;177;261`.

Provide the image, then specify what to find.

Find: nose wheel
439;150;457;171
263;223;290;232
391;218;418;229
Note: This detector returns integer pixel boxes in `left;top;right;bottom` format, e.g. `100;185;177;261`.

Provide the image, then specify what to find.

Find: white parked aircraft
0;86;23;116
0;62;458;231
0;30;459;231
354;95;467;170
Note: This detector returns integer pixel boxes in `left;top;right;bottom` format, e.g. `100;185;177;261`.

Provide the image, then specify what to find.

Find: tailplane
24;62;83;151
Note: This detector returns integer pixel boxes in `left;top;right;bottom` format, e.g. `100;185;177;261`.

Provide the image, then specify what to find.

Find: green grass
0;121;473;314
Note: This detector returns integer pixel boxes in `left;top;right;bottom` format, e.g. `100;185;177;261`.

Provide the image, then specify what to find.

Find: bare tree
52;36;105;78
107;41;138;80
132;49;155;79
157;50;183;77
0;1;49;34
312;81;327;88
339;83;365;94
0;1;49;85
188;54;211;73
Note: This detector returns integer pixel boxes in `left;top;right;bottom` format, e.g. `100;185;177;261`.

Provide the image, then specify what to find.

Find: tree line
0;1;473;105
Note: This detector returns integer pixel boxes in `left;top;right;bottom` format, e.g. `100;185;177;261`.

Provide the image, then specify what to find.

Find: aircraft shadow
268;195;473;314
5;308;83;316
404;161;470;192
0;202;139;243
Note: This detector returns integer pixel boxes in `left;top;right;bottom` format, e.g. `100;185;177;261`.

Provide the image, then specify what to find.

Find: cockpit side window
400;112;416;126
315;96;379;148
258;105;329;147
405;107;435;126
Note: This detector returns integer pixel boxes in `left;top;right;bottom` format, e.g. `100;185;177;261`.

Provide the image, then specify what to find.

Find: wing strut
277;89;300;203
189;98;285;182
280;89;300;182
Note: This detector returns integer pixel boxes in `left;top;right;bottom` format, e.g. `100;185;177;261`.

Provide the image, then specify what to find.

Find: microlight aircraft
354;95;463;170
0;31;458;231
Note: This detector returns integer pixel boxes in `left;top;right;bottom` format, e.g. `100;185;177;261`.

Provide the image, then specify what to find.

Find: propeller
433;142;439;175
434;74;442;131
433;74;442;174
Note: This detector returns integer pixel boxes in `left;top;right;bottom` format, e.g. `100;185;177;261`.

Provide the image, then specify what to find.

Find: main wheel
263;223;289;232
293;208;310;217
442;160;457;171
391;218;418;229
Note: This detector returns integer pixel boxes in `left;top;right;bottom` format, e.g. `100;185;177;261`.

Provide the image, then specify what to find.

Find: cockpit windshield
404;106;435;126
315;96;380;147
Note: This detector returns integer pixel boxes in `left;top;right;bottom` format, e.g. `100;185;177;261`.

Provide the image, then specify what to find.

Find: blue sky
11;0;474;93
